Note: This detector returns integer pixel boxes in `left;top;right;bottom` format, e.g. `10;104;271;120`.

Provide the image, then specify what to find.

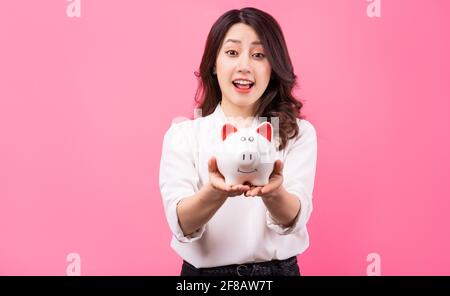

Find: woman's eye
253;53;265;59
226;50;238;56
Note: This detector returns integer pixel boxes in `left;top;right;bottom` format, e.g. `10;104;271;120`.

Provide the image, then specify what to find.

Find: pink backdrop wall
1;0;449;275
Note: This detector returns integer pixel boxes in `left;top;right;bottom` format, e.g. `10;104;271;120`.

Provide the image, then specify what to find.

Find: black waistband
183;256;298;276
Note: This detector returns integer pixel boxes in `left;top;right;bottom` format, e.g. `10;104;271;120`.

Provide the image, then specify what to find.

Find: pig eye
248;136;254;142
241;136;246;141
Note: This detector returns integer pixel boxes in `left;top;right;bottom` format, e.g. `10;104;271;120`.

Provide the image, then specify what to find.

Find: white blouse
159;103;317;268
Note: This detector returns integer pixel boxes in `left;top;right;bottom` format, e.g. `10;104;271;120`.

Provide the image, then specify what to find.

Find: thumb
208;157;217;173
275;160;284;174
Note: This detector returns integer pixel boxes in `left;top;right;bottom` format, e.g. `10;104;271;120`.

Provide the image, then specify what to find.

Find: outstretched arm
245;160;301;227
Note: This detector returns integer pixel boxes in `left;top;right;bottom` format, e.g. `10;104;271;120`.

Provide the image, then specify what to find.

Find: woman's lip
233;83;254;93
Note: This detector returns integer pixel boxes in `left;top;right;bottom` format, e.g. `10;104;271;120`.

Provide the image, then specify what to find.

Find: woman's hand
207;157;251;198
244;160;284;199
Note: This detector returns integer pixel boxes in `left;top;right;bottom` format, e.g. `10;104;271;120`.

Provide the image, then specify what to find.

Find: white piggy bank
216;122;276;186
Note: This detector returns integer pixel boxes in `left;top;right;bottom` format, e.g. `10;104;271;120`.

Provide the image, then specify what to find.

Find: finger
238;184;252;193
231;184;242;191
230;186;241;195
244;189;254;197
217;184;231;192
276;160;284;174
235;184;251;192
209;157;218;172
264;179;282;194
247;187;261;197
260;186;269;195
254;187;262;196
210;158;226;179
260;185;266;195
261;182;278;195
208;158;212;171
272;160;283;176
230;189;245;197
208;157;215;173
262;180;281;194
247;188;255;196
213;179;231;192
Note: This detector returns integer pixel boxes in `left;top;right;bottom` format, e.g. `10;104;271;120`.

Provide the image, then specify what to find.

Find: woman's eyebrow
224;39;262;46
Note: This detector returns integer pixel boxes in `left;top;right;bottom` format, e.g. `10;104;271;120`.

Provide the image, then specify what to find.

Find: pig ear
221;123;238;141
256;122;272;142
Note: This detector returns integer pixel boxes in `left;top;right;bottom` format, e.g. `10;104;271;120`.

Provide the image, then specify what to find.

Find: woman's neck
220;99;256;119
220;100;257;128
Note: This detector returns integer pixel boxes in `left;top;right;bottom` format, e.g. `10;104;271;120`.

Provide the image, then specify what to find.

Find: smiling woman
215;25;271;106
159;7;318;276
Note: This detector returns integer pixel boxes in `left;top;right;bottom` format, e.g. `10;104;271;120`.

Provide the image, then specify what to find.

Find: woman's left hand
244;160;284;198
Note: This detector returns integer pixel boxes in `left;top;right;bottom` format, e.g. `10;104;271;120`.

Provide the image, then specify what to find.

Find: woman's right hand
207;157;250;198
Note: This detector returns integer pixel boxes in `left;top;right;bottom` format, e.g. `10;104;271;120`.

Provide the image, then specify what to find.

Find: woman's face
215;23;272;114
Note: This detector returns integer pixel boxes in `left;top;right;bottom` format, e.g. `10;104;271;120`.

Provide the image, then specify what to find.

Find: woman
159;7;317;276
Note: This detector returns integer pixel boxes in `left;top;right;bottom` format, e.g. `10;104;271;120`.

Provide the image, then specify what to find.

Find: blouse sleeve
266;119;318;235
159;121;206;243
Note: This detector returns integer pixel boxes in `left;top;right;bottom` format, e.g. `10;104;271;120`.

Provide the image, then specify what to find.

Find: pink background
1;0;449;275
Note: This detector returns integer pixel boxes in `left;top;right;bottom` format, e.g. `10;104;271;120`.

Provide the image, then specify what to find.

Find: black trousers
180;256;300;276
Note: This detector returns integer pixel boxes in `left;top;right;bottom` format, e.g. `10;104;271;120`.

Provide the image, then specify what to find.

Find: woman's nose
236;55;251;73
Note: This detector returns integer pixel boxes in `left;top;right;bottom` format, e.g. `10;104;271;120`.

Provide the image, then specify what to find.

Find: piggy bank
215;122;276;186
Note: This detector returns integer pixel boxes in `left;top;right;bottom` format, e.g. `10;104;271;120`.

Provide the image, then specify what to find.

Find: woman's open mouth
232;79;255;93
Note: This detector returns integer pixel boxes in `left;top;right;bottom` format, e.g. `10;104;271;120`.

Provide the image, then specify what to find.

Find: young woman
159;7;317;276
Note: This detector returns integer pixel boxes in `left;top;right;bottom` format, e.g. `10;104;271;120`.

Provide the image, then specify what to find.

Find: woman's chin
228;98;259;108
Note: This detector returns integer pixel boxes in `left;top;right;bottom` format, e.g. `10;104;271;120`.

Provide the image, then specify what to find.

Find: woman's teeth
233;80;254;89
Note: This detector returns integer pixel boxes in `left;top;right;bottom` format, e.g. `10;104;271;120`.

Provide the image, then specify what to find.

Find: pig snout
237;150;260;169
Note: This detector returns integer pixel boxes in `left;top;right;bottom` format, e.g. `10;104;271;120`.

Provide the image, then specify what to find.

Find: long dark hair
194;7;303;151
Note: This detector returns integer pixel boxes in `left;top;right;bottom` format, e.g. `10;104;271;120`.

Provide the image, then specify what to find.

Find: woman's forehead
223;23;261;44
